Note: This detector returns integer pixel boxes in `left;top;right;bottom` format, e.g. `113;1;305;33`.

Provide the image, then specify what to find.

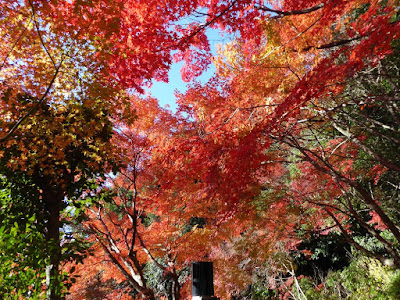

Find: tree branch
324;209;393;266
0;60;63;143
155;0;238;52
256;3;324;16
0;16;33;71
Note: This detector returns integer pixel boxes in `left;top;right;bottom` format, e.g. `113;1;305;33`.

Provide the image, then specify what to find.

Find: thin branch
28;0;57;68
154;0;238;53
0;59;64;143
331;121;400;173
256;3;324;16
200;107;239;137
91;227;152;296
239;103;281;110
301;36;362;52
137;233;166;271
0;16;33;71
285;136;400;243
257;14;323;61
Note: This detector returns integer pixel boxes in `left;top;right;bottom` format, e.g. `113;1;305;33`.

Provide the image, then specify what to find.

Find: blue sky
149;61;215;111
148;28;231;111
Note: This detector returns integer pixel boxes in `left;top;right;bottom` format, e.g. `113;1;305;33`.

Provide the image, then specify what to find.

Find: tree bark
43;187;62;300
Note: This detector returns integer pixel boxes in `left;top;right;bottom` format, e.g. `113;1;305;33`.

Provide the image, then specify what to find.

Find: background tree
0;97;117;298
276;40;400;267
67;98;216;299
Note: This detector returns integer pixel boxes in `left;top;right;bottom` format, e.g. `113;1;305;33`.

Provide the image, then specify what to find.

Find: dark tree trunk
43;187;62;300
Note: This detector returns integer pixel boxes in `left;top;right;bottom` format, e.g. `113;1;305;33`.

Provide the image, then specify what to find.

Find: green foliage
182;217;207;234
143;260;190;299
0;99;117;297
234;285;278;300
295;254;400;300
340;256;388;299
140;213;161;228
294;232;351;279
387;270;400;298
0;176;47;298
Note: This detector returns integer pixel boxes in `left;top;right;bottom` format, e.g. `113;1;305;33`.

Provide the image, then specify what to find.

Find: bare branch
302;36;362;52
256;3;324;16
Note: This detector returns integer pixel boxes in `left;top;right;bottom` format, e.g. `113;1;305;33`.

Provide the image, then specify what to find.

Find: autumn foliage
1;0;400;299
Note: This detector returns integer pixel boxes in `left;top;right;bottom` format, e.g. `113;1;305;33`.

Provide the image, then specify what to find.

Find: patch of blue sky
148;27;233;112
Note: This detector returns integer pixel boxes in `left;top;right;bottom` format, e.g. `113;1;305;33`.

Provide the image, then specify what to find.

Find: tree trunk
171;273;180;300
43;188;62;300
